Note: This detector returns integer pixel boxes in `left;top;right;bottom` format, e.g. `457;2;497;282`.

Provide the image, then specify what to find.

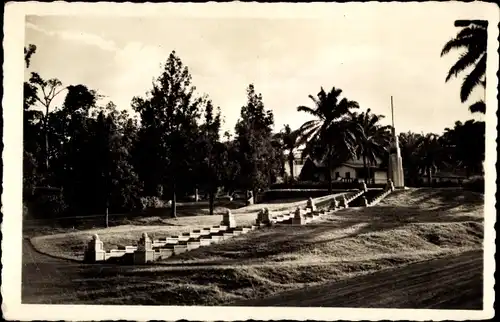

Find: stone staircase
84;188;394;265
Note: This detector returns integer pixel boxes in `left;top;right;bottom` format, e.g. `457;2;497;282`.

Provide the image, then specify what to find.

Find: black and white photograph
2;1;497;321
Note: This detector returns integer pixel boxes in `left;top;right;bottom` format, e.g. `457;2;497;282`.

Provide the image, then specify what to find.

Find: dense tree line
23;38;485;221
23;47;283;220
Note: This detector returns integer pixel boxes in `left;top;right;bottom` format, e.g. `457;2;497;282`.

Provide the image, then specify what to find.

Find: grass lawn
25;188;484;306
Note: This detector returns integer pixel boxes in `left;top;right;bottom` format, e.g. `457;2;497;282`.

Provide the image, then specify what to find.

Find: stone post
85;234;105;263
256;208;271;225
361;181;368;192
134;232;154;264
361;196;368;207
292;207;305;225
306;197;316;212
221;209;237;228
330;198;339;210
246;190;254;206
340;195;349;208
387;179;395;192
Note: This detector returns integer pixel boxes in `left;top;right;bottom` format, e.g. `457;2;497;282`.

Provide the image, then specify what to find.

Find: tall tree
23;44;44;193
352;109;391;184
274;124;300;181
416;133;445;186
133;51;202;217
398;131;424;186
441;20;487;113
296;86;359;192
24;44;37;68
441;120;485;177
196;98;224;216
235;84;276;197
28;72;67;172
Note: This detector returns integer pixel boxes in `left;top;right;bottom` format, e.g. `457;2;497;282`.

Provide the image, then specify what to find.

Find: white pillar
221;209;236;228
85;234;106;262
388;135;405;188
134;232;154;264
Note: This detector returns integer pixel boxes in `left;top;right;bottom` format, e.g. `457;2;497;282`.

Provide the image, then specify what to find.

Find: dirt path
231;250;483;309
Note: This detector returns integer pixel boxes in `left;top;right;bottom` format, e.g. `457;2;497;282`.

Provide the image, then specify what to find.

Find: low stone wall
84;192;350;265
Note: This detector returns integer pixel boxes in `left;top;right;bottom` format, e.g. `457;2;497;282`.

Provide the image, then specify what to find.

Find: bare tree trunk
209;189;215;216
44;112;49;173
327;158;333;193
105;201;109;228
288;155;294;180
171;182;177;218
362;155;368;183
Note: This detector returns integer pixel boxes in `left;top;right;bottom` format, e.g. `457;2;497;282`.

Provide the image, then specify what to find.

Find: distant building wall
374;171;388;184
283;158;306;179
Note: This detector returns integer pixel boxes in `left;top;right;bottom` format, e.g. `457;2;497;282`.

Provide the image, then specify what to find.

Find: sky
24;6;486;137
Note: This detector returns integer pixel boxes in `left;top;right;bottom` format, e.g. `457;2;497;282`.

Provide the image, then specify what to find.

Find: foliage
296;86;360;191
351;108;391;183
132;51;203;217
441;20;487;113
234;84;278;194
140;196;169;209
21;42;487;225
274;124;300;180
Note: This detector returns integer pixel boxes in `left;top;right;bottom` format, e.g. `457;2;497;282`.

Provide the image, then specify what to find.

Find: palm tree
274;124;300;181
296;86;360;192
352;109;392;184
441;20;487;114
441;120;485;178
416;133;445;186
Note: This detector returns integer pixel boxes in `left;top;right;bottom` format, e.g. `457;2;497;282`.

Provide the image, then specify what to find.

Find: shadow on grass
380;188;484;212
164;195;483;265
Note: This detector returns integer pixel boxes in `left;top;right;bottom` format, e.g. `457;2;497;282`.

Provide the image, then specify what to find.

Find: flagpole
390;96;395;130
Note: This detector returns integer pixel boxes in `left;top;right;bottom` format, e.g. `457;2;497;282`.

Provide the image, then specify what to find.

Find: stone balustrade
84;193;347;265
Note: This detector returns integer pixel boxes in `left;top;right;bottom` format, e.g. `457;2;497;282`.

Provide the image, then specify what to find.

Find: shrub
261;189;332;202
140;196;168;209
30;193;69;219
463;176;484;193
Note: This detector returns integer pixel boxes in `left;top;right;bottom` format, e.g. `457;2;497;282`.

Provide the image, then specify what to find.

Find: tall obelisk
388;96;405;188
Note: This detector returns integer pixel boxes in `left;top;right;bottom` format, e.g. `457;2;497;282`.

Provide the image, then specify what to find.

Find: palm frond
460;53;486;102
441;36;475;57
297;105;320;117
445;49;483;82
440;26;486;57
298;119;320;133
307;95;320;109
468;100;486;114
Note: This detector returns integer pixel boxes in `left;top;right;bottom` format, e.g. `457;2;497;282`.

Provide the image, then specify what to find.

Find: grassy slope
25;188;484;306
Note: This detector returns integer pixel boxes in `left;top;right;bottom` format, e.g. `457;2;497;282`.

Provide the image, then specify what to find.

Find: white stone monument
222;209;237;228
388;96;405;188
